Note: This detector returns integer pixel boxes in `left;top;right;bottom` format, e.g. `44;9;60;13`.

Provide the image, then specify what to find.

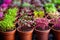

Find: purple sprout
35;18;49;30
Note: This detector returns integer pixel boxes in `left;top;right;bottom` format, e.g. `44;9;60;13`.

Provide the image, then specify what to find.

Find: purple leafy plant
35;18;49;30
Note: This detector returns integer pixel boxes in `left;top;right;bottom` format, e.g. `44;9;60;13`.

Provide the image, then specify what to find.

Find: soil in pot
52;27;60;40
0;29;16;40
17;26;34;40
35;27;50;40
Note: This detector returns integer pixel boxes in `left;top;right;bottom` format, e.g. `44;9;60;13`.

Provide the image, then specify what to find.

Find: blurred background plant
44;3;60;19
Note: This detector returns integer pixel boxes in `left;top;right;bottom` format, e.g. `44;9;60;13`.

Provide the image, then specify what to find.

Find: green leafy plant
45;3;56;13
52;0;60;4
44;3;60;18
0;7;18;32
34;10;44;19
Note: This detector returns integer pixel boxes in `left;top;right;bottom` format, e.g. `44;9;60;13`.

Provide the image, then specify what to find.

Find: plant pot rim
0;29;16;33
35;28;50;32
51;27;60;32
17;27;34;33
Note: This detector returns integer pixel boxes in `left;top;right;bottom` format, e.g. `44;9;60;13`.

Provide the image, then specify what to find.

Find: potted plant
35;18;50;40
0;7;18;40
17;10;35;40
44;3;60;19
50;18;60;40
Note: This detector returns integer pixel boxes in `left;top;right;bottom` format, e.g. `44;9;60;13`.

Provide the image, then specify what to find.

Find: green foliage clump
22;2;34;8
34;10;44;19
0;7;18;32
45;3;57;13
52;0;60;4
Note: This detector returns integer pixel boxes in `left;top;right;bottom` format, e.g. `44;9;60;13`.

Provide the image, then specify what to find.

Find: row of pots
0;26;60;40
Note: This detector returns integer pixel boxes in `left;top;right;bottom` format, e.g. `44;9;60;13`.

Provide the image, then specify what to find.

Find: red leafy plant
35;18;49;30
50;18;60;30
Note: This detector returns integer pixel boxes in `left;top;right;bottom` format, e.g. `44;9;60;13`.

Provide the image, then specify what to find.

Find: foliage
34;10;44;19
0;7;18;32
45;3;56;13
52;0;60;4
21;2;34;8
35;18;49;30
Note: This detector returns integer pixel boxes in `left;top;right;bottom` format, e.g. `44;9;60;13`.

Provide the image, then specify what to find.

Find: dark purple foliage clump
35;18;49;30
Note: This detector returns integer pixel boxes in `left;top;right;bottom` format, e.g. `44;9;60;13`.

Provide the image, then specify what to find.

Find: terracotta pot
0;30;16;40
17;27;34;40
35;29;50;40
52;28;60;40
